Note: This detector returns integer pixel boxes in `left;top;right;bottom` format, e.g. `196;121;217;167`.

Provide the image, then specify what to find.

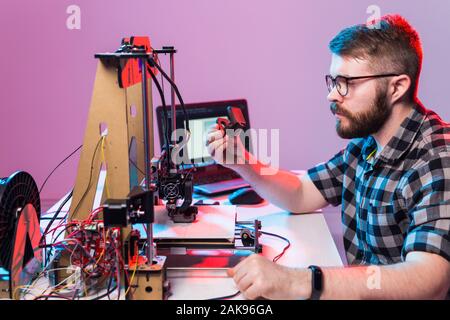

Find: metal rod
169;51;177;173
170;51;176;146
140;58;151;190
146;222;153;264
139;57;154;265
234;246;258;251
167;267;230;271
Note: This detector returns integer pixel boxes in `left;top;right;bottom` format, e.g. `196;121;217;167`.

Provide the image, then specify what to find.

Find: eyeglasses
325;73;400;97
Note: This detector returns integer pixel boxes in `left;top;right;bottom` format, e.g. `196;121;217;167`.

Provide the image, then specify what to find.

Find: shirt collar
364;103;427;164
361;135;378;163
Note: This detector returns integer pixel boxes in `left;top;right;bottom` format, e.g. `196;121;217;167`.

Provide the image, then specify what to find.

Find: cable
149;54;194;173
41;137;101;266
124;258;139;297
154;53;192;151
40;216;65;220
106;270;114;300
34;294;73;300
41;191;72;242
100;136;110;199
147;64;171;170
147;63;170;151
235;225;291;262
43;218;119;300
152;51;167;131
40;190;73;266
261;231;291;263
39;145;83;195
41;137;102;266
69;136;103;221
150;56;190;133
129;158;145;176
92;284;118;300
150;52;172;141
38;145;81;266
207;290;241;301
208;228;291;300
128;140;146;176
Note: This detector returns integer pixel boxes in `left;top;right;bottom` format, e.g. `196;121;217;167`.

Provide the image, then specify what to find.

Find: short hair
329;14;423;102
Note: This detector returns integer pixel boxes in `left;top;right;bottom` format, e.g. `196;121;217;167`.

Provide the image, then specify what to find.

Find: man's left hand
227;254;312;300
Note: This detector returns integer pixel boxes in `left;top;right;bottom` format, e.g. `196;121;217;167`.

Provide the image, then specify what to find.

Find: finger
213;142;226;163
233;266;247;286
242;283;261;300
235;273;254;293
206;129;224;141
208;123;219;132
231;255;251;274
207;138;224;152
205;130;225;146
233;268;249;291
222;141;233;165
208;141;227;161
232;256;254;284
207;123;220;134
207;139;226;158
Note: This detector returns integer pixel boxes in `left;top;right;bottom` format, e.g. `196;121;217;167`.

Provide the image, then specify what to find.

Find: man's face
327;54;392;139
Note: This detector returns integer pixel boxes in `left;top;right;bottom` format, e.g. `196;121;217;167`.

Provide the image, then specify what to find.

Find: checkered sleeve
307;149;346;207
401;150;450;262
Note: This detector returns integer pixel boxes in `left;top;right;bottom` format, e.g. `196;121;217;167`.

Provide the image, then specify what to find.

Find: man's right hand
205;124;248;168
205;125;328;214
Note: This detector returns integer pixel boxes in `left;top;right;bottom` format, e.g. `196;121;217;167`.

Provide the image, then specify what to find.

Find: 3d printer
44;36;262;300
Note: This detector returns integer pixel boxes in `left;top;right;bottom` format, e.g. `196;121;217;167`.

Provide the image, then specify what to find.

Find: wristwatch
307;265;323;300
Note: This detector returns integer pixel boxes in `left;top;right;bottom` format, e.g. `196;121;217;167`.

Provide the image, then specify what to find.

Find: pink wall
1;0;449;202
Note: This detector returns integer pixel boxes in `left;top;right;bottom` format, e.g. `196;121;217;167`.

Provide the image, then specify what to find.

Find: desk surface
168;204;343;299
41;190;343;300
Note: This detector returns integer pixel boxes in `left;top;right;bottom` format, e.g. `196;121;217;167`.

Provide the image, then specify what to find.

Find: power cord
39;145;82;195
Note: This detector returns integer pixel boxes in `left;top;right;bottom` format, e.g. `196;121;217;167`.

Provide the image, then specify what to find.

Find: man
206;15;450;299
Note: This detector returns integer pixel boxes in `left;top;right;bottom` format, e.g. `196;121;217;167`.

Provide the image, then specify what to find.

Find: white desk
166;196;342;299
40;192;343;300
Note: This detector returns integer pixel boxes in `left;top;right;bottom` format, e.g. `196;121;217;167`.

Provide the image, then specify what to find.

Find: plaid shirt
308;103;450;265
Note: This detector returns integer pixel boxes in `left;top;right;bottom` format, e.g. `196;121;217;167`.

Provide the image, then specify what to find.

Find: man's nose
327;86;343;103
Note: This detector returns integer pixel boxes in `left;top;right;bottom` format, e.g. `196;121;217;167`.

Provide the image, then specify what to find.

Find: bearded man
206;14;450;299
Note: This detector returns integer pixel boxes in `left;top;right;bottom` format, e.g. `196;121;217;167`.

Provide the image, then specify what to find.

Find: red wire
273;241;291;263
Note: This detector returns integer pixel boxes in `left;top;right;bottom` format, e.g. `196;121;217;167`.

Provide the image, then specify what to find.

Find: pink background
1;0;449;204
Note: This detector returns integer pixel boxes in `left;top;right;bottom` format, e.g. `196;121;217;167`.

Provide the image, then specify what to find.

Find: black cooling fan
0;171;40;272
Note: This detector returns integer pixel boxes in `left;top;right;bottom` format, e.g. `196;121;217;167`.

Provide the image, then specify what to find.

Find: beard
330;88;391;139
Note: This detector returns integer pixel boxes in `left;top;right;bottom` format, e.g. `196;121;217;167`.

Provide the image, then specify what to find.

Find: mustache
330;103;352;118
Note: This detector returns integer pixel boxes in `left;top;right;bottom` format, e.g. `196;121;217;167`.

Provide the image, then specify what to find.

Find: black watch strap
308;265;323;300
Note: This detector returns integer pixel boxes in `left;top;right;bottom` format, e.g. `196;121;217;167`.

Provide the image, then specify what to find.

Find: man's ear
389;74;412;104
